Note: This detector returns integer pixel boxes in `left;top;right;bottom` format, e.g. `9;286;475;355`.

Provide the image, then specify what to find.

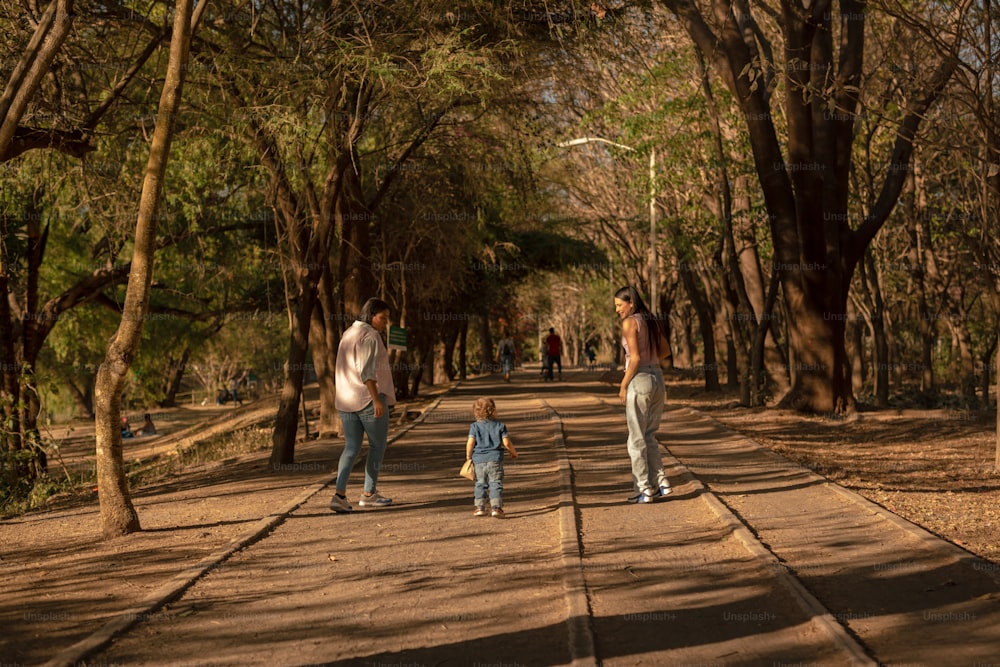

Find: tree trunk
946;295;978;408
458;318;468;381
478;315;493;375
679;312;695;368
94;0;198;539
442;322;460;381
664;0;956;413
733;185;789;396
337;164;375;320
906;168;937;395
862;253;890;407
680;267;720;391
310;273;340;437
750;268;781;406
66;379;95;419
270;279;317;467
0;263;25;487
0;0;75;160
981;332;997;407
846;298;865;397
159;346;190;407
409;327;436;397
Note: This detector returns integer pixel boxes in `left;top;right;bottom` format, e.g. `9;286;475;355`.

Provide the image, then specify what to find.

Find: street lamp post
557;137;658;313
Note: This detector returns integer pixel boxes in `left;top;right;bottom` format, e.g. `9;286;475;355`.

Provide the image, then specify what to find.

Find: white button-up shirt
334;320;397;412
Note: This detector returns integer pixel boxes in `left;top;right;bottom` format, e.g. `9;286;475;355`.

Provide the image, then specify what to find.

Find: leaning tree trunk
0;0;74;159
66;379;94;419
94;0;197;539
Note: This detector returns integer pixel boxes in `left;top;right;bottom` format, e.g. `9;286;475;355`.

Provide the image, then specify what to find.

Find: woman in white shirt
329;298;397;513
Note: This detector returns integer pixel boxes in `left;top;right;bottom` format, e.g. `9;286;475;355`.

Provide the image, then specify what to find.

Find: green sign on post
387;325;408;351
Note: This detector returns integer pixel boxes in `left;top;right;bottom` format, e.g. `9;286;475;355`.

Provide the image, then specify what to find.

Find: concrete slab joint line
42;391;454;667
680;405;1000;589
658;407;877;666
535;396;599;667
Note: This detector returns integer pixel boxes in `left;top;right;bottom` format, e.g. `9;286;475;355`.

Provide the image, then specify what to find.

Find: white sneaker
329;494;353;513
358;491;392;507
659;485;672;497
627;490;656;504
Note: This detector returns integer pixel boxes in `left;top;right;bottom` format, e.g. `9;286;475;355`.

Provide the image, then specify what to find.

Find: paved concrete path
7;369;1000;666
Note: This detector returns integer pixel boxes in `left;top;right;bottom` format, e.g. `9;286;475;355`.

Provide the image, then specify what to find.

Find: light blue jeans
337;394;390;494
625;366;668;494
474;460;504;507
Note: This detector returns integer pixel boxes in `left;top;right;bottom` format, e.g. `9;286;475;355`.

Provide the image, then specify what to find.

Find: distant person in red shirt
544;327;562;381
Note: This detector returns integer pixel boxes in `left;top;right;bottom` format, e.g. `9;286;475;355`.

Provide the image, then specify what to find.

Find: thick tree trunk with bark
270;278;318;466
94;0;197;538
310;270;341;437
663;0;957;412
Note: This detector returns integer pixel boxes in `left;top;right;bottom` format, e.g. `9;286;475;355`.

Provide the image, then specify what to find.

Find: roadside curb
683;406;1000;589
536;397;598;667
42;392;451;667
654;440;877;667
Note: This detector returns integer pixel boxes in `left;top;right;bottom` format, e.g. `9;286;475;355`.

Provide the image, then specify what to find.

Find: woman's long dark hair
359;298;391;324
615;286;660;355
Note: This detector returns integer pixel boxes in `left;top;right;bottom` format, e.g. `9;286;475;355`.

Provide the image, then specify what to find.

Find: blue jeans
625;366;667;494
337;394;390;494
500;354;514;374
474;460;504;507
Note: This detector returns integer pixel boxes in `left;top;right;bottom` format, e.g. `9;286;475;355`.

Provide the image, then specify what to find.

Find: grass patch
127;426;272;487
1;425;272;518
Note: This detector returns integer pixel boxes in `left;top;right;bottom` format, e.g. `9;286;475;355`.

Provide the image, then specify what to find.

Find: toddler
465;397;518;518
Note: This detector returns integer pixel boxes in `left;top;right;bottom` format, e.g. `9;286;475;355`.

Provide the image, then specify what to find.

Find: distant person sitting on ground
465;397;518;519
137;413;156;436
121;416;134;439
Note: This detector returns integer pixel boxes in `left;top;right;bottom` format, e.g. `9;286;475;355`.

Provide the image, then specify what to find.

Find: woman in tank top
613;286;673;504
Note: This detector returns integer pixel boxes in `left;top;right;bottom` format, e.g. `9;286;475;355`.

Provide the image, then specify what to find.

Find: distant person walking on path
614;286;672;504
465;397;518;518
230;377;242;406
544;327;562;381
497;334;516;382
330;298;397;513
